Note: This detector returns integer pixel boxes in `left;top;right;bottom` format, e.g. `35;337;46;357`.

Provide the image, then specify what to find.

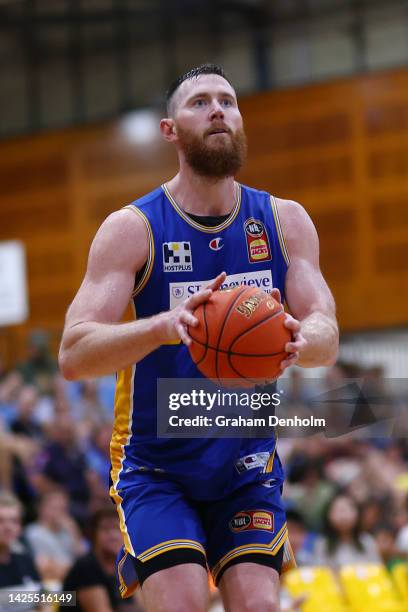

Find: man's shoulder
127;185;164;212
240;183;270;199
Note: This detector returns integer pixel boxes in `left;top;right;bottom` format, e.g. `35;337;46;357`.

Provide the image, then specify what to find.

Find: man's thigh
204;481;289;586
141;563;210;612
219;563;280;612
114;473;207;598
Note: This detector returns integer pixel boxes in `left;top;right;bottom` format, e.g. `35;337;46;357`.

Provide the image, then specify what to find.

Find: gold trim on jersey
122;205;155;297
281;538;297;574
137;538;206;563
270;196;290;266
110;301;137;557
265;446;276;473
161;182;242;233
211;522;288;583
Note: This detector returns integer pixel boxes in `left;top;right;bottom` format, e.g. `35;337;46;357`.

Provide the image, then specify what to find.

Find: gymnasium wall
1;67;408;363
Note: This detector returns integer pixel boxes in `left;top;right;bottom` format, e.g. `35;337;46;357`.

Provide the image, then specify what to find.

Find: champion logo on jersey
209;237;224;251
162;242;193;272
244;218;272;263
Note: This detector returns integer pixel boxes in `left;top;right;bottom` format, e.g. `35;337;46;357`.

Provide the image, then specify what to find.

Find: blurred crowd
0;330;407;611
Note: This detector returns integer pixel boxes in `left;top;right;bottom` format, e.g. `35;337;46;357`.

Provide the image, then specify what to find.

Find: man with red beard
59;64;338;611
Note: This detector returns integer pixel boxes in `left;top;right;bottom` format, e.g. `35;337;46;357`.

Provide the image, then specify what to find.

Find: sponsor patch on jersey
235;452;270;474
229;510;274;533
209;237;224;251
169;269;273;309
163;242;193;272
244;218;272;263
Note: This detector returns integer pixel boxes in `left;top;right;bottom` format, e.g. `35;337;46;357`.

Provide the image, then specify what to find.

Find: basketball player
59;64;338;612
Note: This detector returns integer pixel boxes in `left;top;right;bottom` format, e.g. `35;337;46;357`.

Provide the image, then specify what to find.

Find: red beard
176;124;247;178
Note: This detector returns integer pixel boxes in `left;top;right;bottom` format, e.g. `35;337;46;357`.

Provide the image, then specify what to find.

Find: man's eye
222;99;233;107
194;99;206;107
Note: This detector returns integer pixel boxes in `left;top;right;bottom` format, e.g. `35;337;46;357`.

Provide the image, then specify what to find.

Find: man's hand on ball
270;288;307;371
155;271;227;346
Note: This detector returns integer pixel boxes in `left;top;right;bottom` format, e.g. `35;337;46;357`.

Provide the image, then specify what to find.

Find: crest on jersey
162;242;193;272
244;218;272;263
171;286;184;299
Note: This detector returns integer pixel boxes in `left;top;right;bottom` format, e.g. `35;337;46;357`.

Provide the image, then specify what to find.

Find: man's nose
209;100;224;120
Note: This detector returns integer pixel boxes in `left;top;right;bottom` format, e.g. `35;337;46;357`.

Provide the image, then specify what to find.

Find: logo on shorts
244;218;271;264
235;452;270;474
229;510;274;533
229;512;251;532
163;242;192;272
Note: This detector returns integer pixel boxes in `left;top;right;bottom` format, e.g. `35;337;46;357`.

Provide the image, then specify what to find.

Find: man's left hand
270;288;307;372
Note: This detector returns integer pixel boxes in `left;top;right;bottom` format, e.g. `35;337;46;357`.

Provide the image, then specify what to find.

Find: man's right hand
153;271;227;346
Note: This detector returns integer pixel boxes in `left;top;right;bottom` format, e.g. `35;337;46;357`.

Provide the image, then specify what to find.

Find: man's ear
160;118;176;141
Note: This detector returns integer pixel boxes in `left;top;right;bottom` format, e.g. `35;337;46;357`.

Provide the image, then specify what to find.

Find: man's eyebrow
186;90;236;103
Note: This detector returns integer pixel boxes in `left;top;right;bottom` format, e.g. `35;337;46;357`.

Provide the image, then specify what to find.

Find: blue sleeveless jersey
110;183;290;504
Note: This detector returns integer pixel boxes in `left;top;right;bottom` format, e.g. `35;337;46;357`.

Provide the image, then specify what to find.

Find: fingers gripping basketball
188;287;291;387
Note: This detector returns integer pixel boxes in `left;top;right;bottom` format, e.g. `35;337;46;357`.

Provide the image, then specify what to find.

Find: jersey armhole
122;205;155;297
269;196;290;267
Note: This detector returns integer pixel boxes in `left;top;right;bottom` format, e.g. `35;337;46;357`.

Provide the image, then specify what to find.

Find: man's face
0;506;21;550
170;74;247;178
95;517;123;557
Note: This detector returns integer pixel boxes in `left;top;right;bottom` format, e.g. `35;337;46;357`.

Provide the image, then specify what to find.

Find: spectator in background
17;330;56;396
72;380;107;442
86;423;112;512
285;455;336;531
33;415;90;526
0;491;41;603
285;509;316;566
373;524;405;571
313;492;381;570
10;385;43;442
360;497;386;533
0;370;23;428
63;507;143;612
396;492;408;560
25;489;86;583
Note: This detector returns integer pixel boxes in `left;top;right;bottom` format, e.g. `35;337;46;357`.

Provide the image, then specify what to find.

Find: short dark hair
166;63;231;115
89;507;118;542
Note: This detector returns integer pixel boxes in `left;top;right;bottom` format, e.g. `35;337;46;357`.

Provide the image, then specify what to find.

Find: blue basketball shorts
113;471;295;598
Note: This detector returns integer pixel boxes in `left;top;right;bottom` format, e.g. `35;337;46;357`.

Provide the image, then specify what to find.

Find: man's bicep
65;268;135;327
64;209;146;327
285;255;336;322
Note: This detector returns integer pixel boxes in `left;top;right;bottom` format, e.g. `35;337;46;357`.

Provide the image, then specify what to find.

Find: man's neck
166;168;237;216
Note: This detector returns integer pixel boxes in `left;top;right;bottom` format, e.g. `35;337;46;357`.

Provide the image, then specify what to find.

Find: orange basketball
188;286;291;388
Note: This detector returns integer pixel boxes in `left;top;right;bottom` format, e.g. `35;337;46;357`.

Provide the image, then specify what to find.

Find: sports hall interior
0;2;407;611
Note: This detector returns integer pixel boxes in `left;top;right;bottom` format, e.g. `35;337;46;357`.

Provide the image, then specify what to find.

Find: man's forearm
297;311;338;368
59;316;165;380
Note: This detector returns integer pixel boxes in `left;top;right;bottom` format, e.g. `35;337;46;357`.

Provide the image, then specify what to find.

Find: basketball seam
188;336;287;358
228;308;286;354
227;307;287;384
227;351;287;385
215;286;248;385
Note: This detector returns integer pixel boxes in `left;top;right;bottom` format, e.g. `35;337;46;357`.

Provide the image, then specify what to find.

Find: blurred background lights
119;110;159;145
